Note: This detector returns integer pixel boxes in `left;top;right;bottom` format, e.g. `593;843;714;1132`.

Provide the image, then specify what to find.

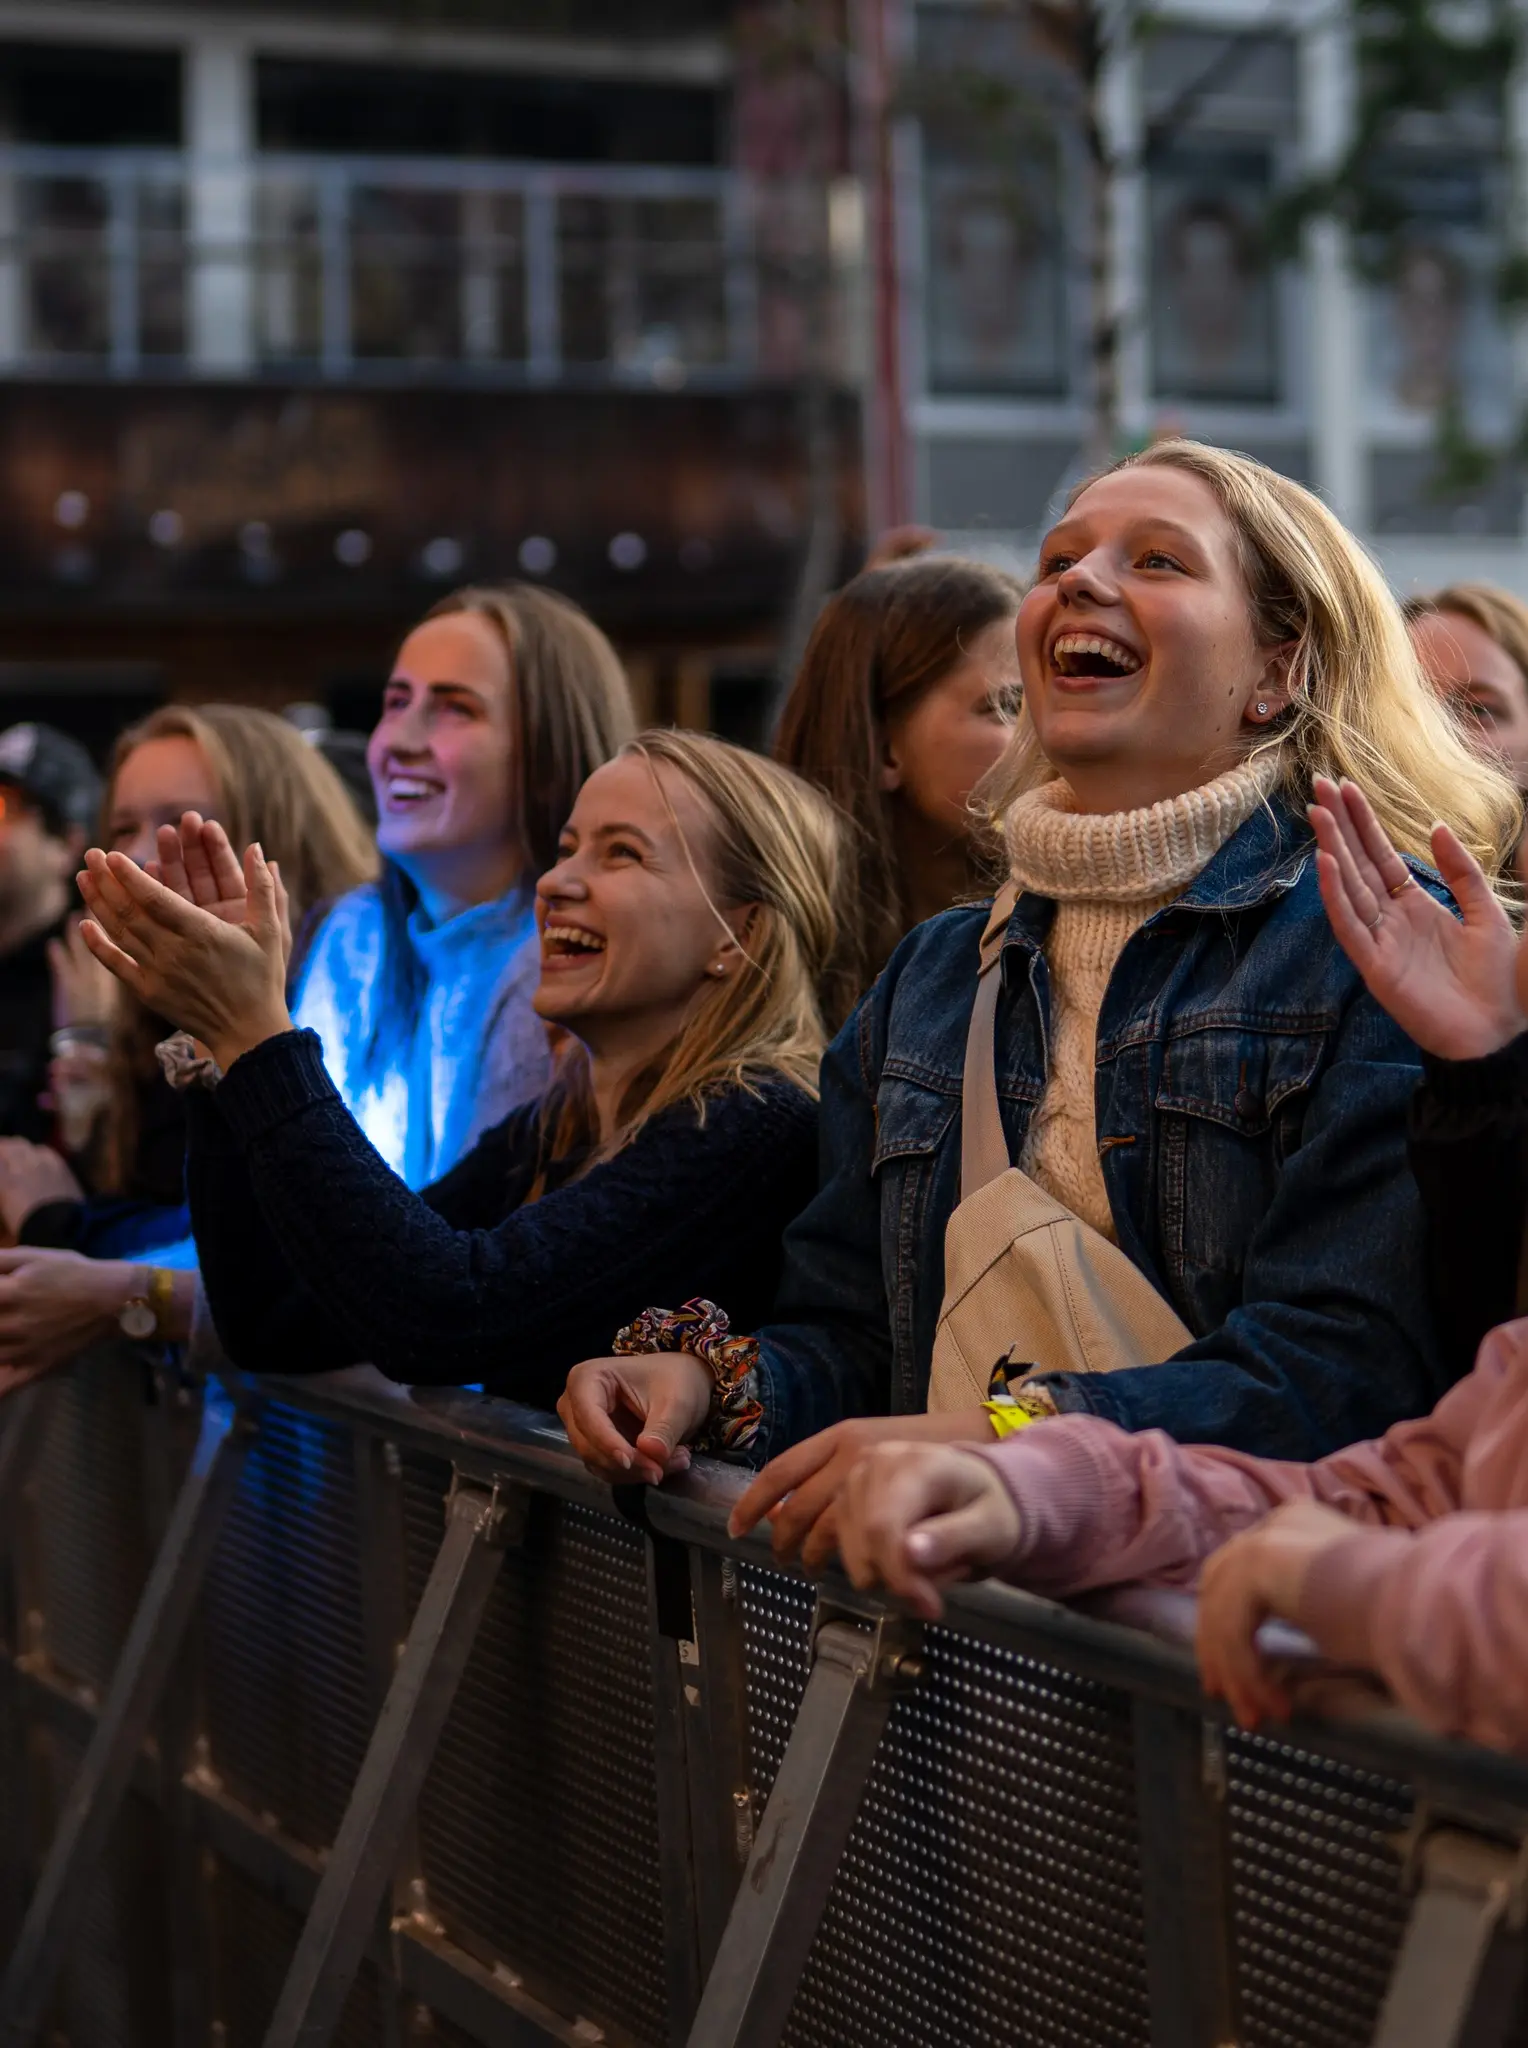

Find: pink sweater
977;1316;1528;1751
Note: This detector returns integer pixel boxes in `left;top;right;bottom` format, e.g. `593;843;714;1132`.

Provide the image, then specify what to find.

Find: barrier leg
262;1475;525;2048
0;1384;257;2047
1372;1824;1528;2048
1132;1705;1240;2048
685;1602;921;2048
0;1381;47;1511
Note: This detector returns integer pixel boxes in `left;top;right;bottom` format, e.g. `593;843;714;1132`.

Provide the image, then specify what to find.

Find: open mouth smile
542;922;607;958
383;774;446;806
1049;633;1143;680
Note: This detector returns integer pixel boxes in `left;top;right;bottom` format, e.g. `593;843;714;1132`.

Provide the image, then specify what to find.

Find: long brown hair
538;730;841;1177
97;704;380;1193
774;555;1024;1026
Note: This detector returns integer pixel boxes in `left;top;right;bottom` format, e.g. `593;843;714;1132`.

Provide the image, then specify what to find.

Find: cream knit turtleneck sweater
1004;758;1276;1240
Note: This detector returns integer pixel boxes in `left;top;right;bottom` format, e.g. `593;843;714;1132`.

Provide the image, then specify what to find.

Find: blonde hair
98;703;380;1192
542;729;842;1170
423;584;636;875
1403;582;1528;697
984;439;1524;878
107;702;378;924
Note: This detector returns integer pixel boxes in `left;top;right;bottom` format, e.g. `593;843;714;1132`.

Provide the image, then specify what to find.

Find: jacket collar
997;792;1313;964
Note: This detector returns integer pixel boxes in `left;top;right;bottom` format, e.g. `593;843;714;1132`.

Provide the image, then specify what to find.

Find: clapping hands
77;814;295;1074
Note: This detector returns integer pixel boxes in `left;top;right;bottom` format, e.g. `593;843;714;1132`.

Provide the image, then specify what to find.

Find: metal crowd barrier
2;1341;1528;2048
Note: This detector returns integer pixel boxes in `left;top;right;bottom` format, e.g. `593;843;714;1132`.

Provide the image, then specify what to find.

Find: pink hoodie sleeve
973;1328;1510;1601
1293;1514;1528;1751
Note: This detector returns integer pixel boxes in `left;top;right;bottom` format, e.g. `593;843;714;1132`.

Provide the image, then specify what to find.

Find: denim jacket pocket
1154;1024;1329;1283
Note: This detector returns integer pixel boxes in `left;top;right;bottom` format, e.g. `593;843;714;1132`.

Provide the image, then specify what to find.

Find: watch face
118;1300;157;1341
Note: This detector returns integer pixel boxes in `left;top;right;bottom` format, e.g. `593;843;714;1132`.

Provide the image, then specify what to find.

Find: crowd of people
4;436;1528;1755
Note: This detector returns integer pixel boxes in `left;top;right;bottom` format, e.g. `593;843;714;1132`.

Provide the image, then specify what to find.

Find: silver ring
1362;906;1384;930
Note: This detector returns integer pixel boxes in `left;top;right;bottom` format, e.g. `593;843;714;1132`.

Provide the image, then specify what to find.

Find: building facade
0;0;861;739
886;0;1528;596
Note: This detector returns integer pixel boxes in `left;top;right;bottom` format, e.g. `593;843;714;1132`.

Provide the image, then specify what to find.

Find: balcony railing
0;145;761;387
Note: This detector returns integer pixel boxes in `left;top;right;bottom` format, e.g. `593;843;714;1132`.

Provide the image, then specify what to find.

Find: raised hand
1309;775;1526;1060
150;814;294;969
77;842;292;1073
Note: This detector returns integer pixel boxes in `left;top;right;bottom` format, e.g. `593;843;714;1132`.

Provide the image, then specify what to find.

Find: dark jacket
186;1028;819;1407
1407;1034;1528;1379
0;916;65;1143
751;798;1449;1463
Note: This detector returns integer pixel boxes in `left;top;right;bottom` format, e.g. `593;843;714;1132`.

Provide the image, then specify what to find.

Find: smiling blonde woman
561;440;1523;1549
76;732;841;1412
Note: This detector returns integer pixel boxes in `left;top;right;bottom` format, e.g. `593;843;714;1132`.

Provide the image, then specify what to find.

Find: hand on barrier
835;1440;1022;1620
0;1247;139;1379
1195;1498;1357;1730
147;813;294;969
1310;775;1526;1059
0;1139;83;1240
557;1351;712;1485
727;1410;999;1573
76;841;293;1074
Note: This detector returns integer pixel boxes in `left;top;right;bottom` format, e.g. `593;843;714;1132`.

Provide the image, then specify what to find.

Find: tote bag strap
961;884;1020;1200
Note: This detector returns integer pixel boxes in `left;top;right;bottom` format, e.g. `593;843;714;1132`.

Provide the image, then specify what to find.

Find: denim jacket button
1233;1086;1258;1119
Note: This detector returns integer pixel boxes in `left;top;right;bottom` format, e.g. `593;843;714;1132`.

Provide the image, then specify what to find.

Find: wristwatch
118;1267;176;1341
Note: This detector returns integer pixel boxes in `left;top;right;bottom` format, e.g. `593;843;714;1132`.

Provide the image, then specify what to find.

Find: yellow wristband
983;1399;1037;1440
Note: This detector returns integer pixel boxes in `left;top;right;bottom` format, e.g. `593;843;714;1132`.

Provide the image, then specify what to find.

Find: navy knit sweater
186;1028;819;1408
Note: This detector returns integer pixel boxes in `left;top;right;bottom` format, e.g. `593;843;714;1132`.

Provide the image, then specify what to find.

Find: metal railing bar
0;143;739;203
262;1476;527;2048
0;1387;257;2046
397;1922;600;2048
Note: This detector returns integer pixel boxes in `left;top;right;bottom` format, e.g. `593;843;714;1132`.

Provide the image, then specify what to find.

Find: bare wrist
208;1008;293;1073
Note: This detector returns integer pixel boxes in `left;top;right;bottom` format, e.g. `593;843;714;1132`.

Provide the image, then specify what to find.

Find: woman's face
533;754;748;1053
109;736;221;867
1409;609;1528;792
1018;466;1289;810
882;615;1019;841
368;612;518;871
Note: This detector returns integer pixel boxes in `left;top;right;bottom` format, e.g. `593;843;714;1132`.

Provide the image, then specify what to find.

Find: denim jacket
754;798;1447;1464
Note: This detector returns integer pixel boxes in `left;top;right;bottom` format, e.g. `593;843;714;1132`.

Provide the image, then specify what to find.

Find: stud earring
710;962;728;977
1255;702;1269;718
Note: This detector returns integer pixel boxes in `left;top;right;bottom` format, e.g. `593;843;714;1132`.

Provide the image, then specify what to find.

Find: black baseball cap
0;723;103;836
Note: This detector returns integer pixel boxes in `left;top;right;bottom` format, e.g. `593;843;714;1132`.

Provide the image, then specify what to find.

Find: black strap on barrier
0;1384;257;2048
262;1473;527;2048
684;1596;923;2048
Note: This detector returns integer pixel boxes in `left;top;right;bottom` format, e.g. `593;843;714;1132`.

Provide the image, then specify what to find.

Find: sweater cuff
1289;1525;1416;1668
968;1420;1115;1569
1413;1033;1528;1120
214;1029;341;1145
18;1199;84;1251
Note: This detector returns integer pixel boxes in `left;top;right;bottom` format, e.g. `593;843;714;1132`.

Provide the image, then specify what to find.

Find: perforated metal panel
739;1568;1151;2048
1227;1731;1413;2048
27;1354;155;1693
404;1455;669;2047
35;1727;172;2048
199;1402;372;1847
208;1855;385;2048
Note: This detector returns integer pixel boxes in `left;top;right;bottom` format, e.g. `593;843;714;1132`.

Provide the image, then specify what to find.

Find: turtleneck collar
1004;755;1279;905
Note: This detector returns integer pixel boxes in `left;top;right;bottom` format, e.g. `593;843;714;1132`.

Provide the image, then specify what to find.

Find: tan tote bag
926;888;1193;1413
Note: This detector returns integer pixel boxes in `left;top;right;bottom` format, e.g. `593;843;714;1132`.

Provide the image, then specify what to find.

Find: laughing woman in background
292;584;634;1186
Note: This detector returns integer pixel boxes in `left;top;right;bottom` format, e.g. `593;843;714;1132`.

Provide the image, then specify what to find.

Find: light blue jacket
291;880;551;1189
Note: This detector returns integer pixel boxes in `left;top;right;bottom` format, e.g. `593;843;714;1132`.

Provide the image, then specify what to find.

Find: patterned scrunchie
612;1296;764;1457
